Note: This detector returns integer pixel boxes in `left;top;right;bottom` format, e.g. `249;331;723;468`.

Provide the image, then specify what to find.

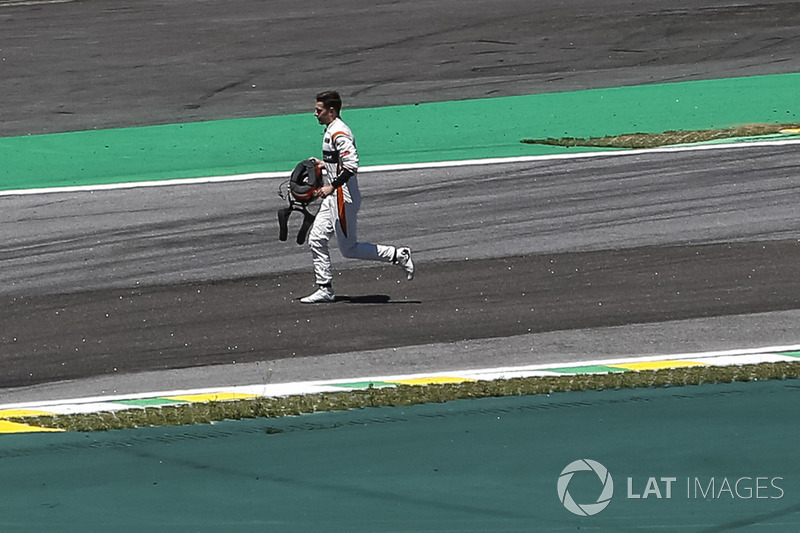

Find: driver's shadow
336;295;422;305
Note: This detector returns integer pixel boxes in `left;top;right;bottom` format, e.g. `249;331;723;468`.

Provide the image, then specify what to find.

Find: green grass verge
522;123;800;149
7;361;800;432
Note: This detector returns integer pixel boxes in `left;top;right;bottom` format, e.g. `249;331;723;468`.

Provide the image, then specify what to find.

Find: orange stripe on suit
336;186;348;238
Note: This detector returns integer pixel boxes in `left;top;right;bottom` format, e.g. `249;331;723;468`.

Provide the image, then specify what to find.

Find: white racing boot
300;285;335;304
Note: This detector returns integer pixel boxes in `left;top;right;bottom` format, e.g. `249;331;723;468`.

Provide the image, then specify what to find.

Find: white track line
2;138;799;197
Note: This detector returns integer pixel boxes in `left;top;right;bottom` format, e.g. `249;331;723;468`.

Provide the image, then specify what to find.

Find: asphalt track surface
1;0;799;402
2;0;799;136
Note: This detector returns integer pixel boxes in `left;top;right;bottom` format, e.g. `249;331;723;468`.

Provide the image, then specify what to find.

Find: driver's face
314;103;334;125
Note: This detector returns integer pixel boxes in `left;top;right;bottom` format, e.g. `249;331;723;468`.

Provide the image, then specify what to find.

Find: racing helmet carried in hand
288;159;322;203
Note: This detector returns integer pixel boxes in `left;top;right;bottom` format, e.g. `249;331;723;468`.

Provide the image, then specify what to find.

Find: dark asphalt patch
2;240;798;388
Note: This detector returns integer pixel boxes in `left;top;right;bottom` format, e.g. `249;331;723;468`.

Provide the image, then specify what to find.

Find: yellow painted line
779;129;800;134
0;420;63;434
162;392;259;403
0;409;63;434
609;360;707;371
392;377;476;386
0;409;57;418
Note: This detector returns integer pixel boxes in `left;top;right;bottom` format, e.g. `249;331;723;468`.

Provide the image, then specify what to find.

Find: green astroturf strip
1;73;798;192
548;365;630;374
329;381;396;389
779;351;800;358
112;398;186;407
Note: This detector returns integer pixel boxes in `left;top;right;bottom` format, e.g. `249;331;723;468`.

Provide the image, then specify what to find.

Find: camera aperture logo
557;459;614;516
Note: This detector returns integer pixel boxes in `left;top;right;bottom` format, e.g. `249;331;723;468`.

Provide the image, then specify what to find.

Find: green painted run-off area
1;73;798;192
1;380;799;531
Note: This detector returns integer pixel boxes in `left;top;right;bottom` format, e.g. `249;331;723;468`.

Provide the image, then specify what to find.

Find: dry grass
7;361;800;432
522;123;800;149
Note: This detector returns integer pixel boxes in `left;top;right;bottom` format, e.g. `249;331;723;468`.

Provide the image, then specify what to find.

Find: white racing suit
308;116;396;286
